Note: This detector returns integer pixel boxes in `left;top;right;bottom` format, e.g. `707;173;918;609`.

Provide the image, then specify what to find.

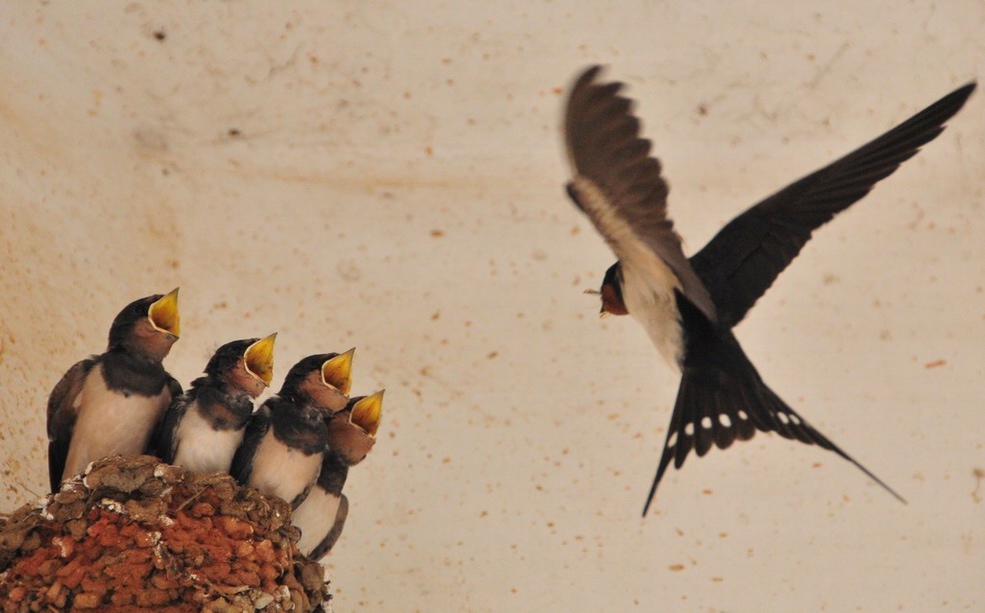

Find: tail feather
692;385;715;458
643;296;905;515
756;384;801;441
757;382;907;505
725;381;758;444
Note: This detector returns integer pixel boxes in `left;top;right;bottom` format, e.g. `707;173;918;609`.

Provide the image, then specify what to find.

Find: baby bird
155;334;277;474
231;349;354;508
293;390;384;559
47;289;182;492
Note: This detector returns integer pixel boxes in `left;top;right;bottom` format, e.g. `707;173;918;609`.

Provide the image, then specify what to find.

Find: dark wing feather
690;82;976;328
290;484;315;510
46;357;98;493
643;294;905;515
564;65;716;321
229;402;271;486
153;390;194;464
167;376;183;403
308;493;349;560
144;374;184;458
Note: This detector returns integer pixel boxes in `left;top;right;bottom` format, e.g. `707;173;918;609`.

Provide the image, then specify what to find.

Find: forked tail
642;294;906;515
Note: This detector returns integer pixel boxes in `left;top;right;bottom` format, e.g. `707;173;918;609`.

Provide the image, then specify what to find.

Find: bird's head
586;262;629;317
328;390;383;465
206;333;277;397
108;288;180;360
281;348;354;413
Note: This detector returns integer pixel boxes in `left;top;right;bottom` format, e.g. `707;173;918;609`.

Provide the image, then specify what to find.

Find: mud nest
0;456;330;612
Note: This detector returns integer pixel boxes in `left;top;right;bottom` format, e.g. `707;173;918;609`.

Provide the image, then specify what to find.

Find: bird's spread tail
643;294;906;515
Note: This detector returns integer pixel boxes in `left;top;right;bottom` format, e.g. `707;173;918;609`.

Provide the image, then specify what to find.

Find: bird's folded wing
46;357;97;493
153;394;191;464
229;403;272;485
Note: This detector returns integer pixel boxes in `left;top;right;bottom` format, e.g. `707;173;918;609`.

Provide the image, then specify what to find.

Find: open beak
350;389;384;437
328;390;384;463
321;348;355;396
148;288;181;338
244;333;277;387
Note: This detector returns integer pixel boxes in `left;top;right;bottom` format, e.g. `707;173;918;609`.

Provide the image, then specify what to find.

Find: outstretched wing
230;402;271;486
564;65;716;322
690;82;976;328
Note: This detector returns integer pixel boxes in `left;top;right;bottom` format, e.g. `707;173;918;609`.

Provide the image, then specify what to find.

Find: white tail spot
778;412;790;424
667;431;678;448
737;410;749;421
719;414;732;428
701;416;713;430
684;422;695;436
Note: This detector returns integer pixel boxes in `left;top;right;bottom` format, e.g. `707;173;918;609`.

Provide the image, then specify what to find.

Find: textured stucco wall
1;2;983;611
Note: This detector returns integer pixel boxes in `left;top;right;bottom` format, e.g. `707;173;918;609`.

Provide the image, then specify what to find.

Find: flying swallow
293;390;384;560
154;333;277;474
562;66;975;514
46;288;182;492
230;349;354;508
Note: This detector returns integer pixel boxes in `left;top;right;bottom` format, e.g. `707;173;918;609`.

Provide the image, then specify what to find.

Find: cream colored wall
1;2;983;611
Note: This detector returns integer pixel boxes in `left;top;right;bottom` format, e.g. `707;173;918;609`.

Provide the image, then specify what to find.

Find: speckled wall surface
1;2;983;611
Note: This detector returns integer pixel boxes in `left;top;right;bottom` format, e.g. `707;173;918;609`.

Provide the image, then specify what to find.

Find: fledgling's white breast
248;430;322;505
63;365;170;481
172;401;246;474
292;487;342;555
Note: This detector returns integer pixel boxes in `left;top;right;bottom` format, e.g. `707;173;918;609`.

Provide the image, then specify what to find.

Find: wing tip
934;80;976;121
954;80;977;100
573;64;605;87
564;65;606;110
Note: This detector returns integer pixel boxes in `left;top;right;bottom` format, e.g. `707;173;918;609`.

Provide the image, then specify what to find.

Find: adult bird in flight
562;65;974;515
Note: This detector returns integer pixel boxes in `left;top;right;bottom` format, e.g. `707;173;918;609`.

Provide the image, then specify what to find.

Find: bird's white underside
292;487;343;556
172;400;246;474
621;264;685;370
63;364;171;481
249;429;322;504
570;176;685;369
